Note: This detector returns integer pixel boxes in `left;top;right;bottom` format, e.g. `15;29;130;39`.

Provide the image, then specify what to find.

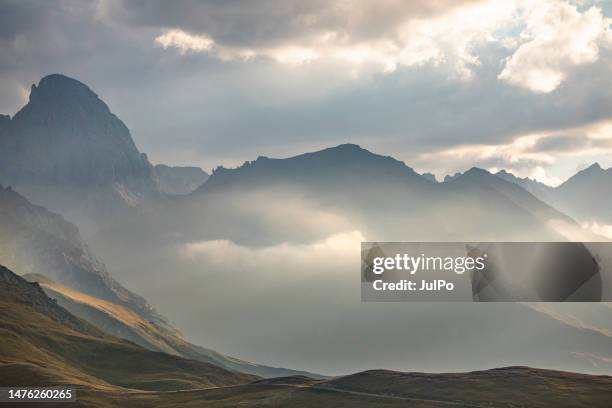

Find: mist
86;181;612;375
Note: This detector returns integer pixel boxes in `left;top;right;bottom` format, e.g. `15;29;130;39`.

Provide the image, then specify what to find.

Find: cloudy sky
1;0;611;185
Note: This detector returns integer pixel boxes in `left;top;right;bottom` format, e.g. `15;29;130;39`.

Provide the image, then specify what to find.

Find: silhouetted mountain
201;143;431;193
0;74;160;233
554;163;612;223
495;169;554;202
444;171;462;182
421;172;438;183
192;145;573;242
0;265;255;392
449;167;570;226
0;74;156;189
491;164;612;225
154;164;209;195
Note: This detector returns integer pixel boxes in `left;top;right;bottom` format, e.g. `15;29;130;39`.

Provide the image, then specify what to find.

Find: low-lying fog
89;189;612;376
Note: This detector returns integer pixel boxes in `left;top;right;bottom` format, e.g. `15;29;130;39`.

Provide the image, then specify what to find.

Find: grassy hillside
0;265;255;392
3;266;612;407
23;273;324;379
40;368;612;407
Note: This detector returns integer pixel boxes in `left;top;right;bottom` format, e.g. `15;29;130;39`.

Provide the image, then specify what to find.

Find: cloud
1;0;612;184
155;29;214;54
499;1;611;93
179;230;365;274
582;222;612;239
415;119;612;185
149;0;517;78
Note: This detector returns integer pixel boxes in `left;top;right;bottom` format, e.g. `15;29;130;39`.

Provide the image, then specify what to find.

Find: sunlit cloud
415;119;612;185
152;1;610;87
155;29;214;54
499;1;611;93
179;230;365;274
582;222;612;239
152;0;518;79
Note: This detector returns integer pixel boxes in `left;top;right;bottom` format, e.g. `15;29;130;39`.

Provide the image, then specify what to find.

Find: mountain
554;163;612;223
154;164;209;195
444;171;462;182
87;144;612;377
0;74;155;188
0;184;160;320
192;144;573;242
0;265;255;392
495;169;554;202
23;273;325;379
491;164;612;225
0;184;321;379
447;167;572;233
420;172;438;183
0;74;160;233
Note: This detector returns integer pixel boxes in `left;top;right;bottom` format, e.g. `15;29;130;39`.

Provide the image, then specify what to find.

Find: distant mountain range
2;74;612;384
447;164;612;225
1;74;609;233
190;143;577;243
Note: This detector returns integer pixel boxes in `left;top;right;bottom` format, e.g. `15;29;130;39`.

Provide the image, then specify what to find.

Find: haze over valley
1;75;612;377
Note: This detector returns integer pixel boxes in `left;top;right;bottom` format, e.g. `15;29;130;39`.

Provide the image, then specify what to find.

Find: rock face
0;74;156;190
154;164;209;195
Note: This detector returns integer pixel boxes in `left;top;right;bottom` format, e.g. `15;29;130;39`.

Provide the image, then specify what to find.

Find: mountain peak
454;167;491;181
585;162;602;172
30;74;98;102
0;74;157;190
331;142;363;151
199;144;427;193
306;143;371;159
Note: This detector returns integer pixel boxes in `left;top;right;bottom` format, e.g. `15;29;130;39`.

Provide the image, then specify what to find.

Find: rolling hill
22;273;324;380
0;265;255;392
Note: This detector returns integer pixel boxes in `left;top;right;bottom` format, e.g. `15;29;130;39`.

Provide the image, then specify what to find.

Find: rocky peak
0;74;157;190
